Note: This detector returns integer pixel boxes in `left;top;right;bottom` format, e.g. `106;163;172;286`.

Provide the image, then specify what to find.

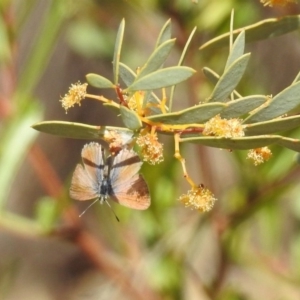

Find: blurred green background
1;0;300;299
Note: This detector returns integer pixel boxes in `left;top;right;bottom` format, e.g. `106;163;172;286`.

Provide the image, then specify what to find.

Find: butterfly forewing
109;148;150;210
70;164;99;201
109;149;142;186
81;142;104;185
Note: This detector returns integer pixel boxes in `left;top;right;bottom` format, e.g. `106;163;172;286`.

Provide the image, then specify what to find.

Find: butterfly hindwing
109;148;150;210
109;174;150;209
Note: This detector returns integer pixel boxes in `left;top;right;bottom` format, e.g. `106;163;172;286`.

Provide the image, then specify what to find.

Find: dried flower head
247;147;272;165
60;82;88;113
104;130;133;155
203;114;244;138
136;132;164;165
178;185;217;212
260;0;297;6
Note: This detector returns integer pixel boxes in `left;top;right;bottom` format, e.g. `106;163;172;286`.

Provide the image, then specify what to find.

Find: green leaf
202;67;219;85
208;53;250;102
32;121;133;140
178;27;197;67
202;67;243;98
245;115;300;136
200;15;300;51
113;19;125;84
119;62;136;87
180;135;281;150
277;136;300;152
18;1;66;96
126;66;196;91
0;102;42;208
225;30;245;70
86;73;115;88
147;102;226;124
220;95;267;118
292;70;300;84
120;106;142;130
136;39;176;80
244;81;300;123
170;26;197;112
35;197;58;233
156;19;172;47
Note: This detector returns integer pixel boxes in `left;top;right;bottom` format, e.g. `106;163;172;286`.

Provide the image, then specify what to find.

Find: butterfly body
70;142;150;210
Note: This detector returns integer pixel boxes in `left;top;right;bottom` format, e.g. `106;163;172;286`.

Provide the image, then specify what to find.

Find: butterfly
70;142;150;211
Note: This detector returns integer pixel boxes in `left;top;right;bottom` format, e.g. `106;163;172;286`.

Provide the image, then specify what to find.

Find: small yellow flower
60;82;88;113
136;132;164;165
247;147;272;165
203;114;244;138
260;0;297;6
127;91;145;116
178;185;217;212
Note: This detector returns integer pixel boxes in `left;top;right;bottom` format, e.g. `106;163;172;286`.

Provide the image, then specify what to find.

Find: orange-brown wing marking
110;174;150;210
109;149;150;209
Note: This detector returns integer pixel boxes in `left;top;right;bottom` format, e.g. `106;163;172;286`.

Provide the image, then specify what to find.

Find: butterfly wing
81;142;104;183
70;164;99;200
109;149;150;210
70;142;104;201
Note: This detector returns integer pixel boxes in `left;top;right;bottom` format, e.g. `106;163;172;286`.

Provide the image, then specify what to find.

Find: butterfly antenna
104;200;120;222
79;199;99;218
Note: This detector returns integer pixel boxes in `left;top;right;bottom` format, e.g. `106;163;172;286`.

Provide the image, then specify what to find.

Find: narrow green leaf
245;115;300;136
292;70;300;84
120;106;142;130
180;135;280;150
86;73;115;88
136;39;176;80
18;1;66;96
244;81;300;123
147;102;226;124
119;62;136;87
113;19;125;84
225;30;245;70
200;15;300;51
208;53;250;102
277;136;300;152
0;103;42;208
170;26;197;112
32;121;133;140
203;67;219;85
127;66;196;91
178;27;197;67
220;95;267;118
156;19;172;47
202;67;243;98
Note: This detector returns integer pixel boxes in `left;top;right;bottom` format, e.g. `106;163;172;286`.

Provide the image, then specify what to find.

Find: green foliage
33;17;300;155
200;14;300;51
3;2;300;299
32;121;134;140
